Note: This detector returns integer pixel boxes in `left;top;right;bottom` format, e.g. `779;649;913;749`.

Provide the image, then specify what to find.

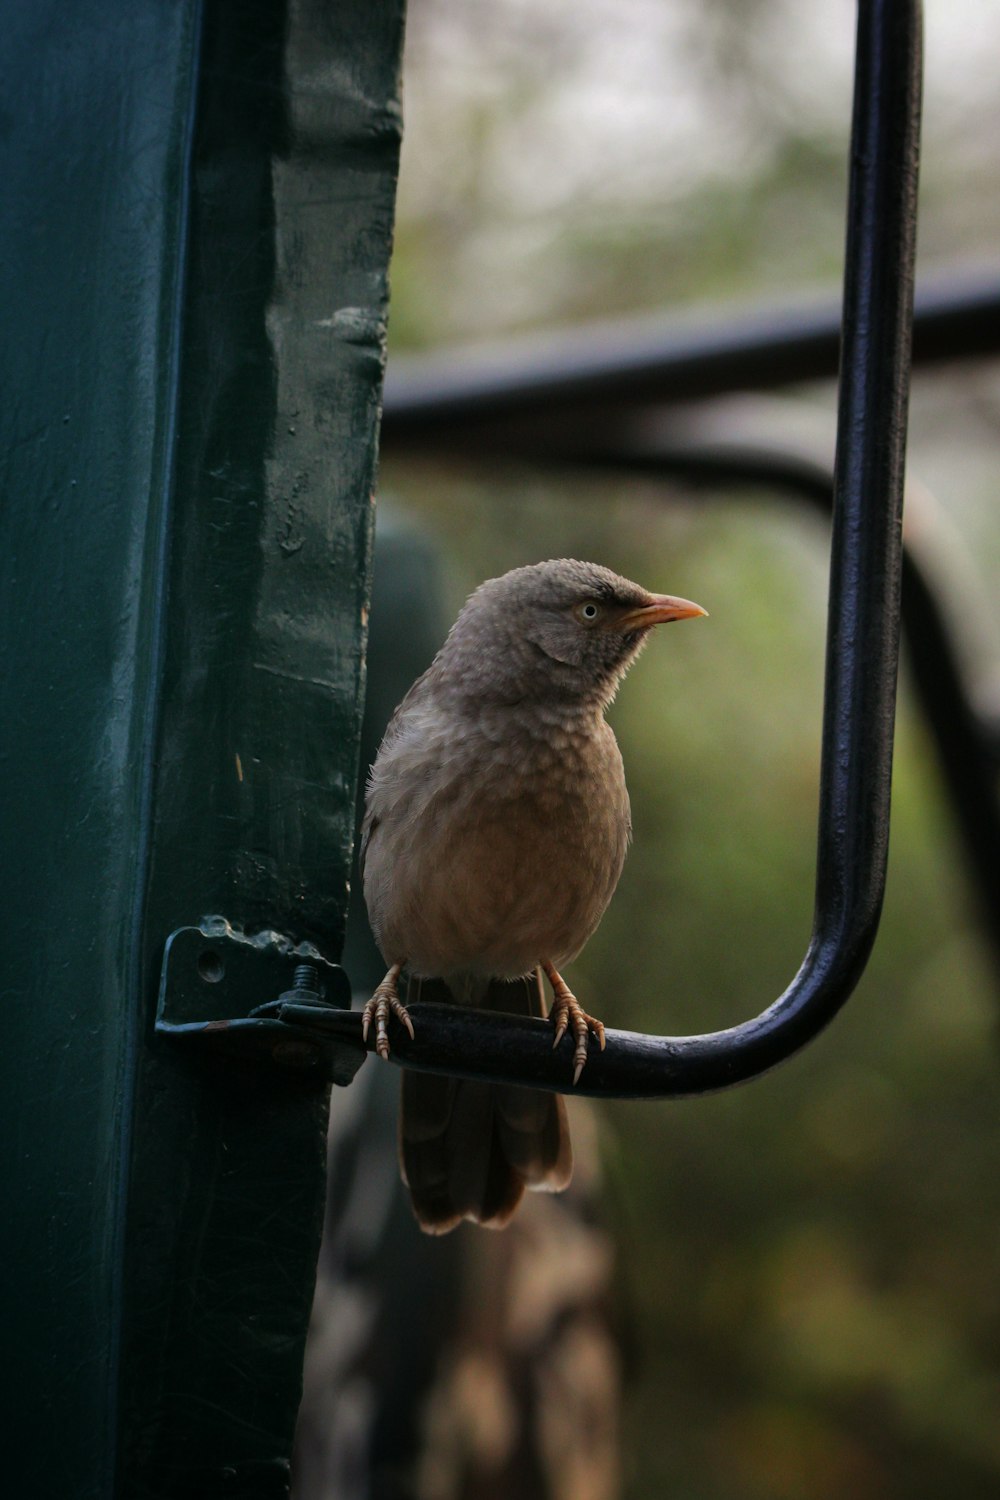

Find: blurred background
300;3;1000;1498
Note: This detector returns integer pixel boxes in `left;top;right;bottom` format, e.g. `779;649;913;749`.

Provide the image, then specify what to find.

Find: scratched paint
112;0;406;1493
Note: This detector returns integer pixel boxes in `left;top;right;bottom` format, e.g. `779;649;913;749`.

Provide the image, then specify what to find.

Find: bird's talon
544;966;605;1085
361;963;411;1061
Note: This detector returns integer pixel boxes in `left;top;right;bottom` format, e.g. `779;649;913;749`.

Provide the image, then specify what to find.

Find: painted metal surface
0;0;403;1494
0;6;204;1494
118;3;403;1495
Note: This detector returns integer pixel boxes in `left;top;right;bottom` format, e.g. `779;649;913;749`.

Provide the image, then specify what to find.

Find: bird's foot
361;963;414;1060
542;962;606;1085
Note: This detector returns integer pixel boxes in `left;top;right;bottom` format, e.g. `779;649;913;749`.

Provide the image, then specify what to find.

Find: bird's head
437;559;707;710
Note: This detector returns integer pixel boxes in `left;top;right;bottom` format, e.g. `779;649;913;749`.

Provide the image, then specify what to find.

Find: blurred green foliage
377;2;1000;1495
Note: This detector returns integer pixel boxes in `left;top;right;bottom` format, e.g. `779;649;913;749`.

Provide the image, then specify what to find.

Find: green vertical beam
1;5;204;1494
0;1;405;1496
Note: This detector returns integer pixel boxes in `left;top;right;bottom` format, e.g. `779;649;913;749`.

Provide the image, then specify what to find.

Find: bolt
278;963;322;1006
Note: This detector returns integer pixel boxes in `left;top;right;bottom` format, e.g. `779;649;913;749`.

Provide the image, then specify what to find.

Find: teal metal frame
0;2;404;1495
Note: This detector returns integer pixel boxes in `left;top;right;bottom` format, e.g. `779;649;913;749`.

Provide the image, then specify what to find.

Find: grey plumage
360;558;706;1232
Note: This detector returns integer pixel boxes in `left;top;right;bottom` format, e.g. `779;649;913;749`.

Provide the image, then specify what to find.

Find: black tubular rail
306;0;929;1096
380;268;1000;443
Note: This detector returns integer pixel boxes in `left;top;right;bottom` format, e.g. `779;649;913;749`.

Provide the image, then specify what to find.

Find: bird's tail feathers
399;972;572;1233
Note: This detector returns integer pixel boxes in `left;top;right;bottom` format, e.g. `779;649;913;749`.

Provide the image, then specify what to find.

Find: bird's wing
359;667;439;882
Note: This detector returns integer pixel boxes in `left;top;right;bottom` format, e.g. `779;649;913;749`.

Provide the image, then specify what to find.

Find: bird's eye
574;601;602;625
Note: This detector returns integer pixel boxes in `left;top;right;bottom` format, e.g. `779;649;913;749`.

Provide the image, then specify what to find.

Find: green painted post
0;2;404;1496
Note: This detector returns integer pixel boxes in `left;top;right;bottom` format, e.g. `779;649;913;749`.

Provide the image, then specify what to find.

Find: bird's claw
361;967;414;1061
546;973;606;1085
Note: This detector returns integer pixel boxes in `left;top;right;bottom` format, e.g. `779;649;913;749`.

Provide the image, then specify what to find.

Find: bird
360;558;707;1233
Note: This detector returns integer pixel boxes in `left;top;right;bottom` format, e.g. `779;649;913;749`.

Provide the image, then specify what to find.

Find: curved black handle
331;0;924;1099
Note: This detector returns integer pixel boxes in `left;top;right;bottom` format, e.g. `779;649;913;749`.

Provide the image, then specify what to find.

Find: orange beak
616;593;708;631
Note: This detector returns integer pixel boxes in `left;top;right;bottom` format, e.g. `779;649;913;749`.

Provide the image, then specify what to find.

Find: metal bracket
156;916;366;1087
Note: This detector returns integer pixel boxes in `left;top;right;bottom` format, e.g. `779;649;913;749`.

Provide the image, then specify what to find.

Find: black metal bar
326;0;925;1098
380;264;994;447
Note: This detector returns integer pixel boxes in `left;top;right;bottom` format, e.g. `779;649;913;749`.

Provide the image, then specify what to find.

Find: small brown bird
360;559;706;1233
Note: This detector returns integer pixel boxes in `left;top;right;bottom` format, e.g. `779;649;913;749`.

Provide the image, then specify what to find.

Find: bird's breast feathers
363;704;630;978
